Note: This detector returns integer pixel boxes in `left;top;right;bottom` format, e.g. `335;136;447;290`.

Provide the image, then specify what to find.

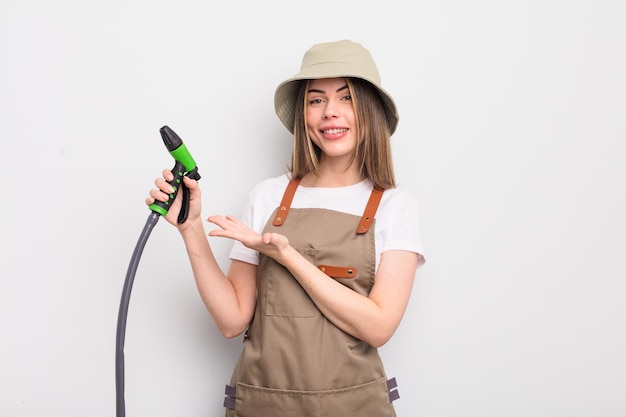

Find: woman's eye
341;95;352;101
308;98;323;105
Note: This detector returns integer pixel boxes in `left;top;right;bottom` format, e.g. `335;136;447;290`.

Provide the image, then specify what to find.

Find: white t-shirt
229;174;426;271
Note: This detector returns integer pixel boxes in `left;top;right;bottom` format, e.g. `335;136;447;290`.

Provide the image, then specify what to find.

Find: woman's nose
323;103;338;119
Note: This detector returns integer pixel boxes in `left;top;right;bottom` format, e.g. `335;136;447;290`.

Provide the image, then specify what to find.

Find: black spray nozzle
160;125;183;152
149;125;200;219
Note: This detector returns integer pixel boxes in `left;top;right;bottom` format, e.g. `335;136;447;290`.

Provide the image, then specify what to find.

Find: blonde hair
289;78;397;189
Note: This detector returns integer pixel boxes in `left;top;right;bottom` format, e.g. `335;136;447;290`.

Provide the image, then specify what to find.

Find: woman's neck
300;164;365;188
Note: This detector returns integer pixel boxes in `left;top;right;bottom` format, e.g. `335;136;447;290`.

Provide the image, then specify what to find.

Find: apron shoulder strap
273;177;384;234
357;186;384;234
272;177;301;226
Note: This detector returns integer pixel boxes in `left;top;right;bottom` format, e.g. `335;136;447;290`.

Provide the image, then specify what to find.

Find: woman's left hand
207;215;291;262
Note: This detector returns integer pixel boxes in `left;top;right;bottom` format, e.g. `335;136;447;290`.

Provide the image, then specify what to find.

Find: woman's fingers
207;215;262;245
207;215;290;259
161;169;174;182
208;215;247;235
154;176;174;194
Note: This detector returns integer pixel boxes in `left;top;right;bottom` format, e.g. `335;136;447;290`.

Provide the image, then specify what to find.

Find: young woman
147;39;425;417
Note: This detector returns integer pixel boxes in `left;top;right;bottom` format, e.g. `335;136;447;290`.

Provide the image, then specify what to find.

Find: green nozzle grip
169;143;197;172
149;160;186;216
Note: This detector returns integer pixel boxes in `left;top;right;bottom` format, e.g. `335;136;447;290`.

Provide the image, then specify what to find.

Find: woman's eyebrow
307;84;349;94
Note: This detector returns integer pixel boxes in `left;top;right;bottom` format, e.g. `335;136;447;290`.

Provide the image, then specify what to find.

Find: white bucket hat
274;40;399;135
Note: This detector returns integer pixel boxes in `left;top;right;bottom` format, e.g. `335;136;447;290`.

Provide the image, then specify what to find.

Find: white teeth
323;128;347;134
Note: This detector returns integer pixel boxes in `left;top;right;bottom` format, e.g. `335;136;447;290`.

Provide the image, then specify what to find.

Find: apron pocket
265;247;320;318
320;377;396;417
234;382;320;417
233;378;395;417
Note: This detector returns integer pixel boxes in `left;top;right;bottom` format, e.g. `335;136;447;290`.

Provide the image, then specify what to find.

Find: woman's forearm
278;247;418;347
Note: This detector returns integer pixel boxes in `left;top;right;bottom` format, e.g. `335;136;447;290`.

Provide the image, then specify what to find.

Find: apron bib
224;178;398;417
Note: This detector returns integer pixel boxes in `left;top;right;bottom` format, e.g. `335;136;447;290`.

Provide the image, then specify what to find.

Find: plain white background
1;0;625;416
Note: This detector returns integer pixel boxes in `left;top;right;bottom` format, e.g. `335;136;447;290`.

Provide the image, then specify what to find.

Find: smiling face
305;78;358;167
290;77;396;189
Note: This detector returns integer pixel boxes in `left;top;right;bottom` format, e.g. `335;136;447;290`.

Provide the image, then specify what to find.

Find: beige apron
224;178;399;417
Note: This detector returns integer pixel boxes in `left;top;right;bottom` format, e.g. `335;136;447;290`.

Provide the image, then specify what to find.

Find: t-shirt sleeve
380;190;426;267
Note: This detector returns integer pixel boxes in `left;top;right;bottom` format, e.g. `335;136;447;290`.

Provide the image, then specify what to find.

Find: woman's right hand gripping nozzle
147;169;202;229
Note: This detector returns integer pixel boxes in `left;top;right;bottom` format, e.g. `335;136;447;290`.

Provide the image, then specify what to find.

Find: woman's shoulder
381;185;420;208
249;173;290;193
378;185;423;225
246;173;291;206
